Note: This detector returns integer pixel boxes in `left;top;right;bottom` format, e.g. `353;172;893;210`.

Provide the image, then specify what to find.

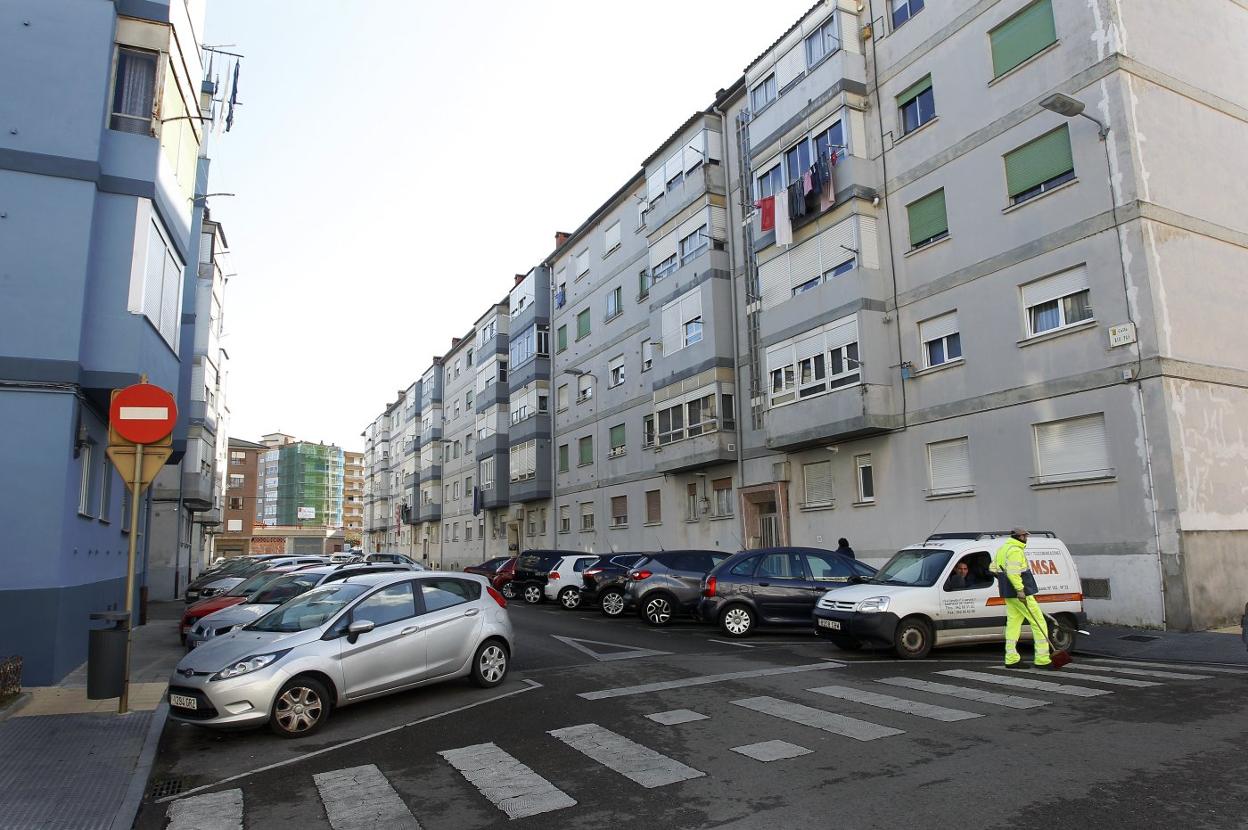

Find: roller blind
609;424;626;448
759;255;790;309
1005;125;1072;197
858;215;879;269
661;299;682;352
788;238;821;289
795;332;824;361
776;43;805;88
919;311;959;343
1021;265;1088;308
824;315;858;351
647;170;665;201
928;438;972;493
1035;413;1109;480
803;461;834;505
990;0;1057;78
650;231;678;270
817;216;857;272
896;74;932;107
604;222;620;251
646;490;661;523
709;205;726;239
907;189;948;247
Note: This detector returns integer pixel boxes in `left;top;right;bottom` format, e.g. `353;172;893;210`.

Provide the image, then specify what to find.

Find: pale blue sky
203;0;810;450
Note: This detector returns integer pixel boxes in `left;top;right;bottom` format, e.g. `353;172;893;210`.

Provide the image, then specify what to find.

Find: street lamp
1039;93;1109;139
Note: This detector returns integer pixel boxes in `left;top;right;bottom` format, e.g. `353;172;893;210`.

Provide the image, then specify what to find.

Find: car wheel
642;593;676;626
501;582;517;600
558;587;582;610
522;584;543;604
893;616;933;659
829;636;863;651
471;640;509;688
599;590;626;618
1047;613;1077;652
719;604;756;638
269;676;330;738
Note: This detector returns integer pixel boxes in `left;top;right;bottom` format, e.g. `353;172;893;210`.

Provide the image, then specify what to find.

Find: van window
802;553;854;582
871;548;953;587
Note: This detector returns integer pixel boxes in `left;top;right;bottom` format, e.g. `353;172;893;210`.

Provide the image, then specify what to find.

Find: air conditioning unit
510;505;525;520
772;461;791;482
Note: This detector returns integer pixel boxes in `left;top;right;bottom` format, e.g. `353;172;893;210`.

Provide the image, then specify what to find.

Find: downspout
548;263;559;557
713;100;747;496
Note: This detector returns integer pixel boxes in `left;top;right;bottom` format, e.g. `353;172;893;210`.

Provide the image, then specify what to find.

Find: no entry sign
109;383;177;444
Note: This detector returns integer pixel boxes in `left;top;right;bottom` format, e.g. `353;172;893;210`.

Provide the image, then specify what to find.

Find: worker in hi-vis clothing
989;528;1052;668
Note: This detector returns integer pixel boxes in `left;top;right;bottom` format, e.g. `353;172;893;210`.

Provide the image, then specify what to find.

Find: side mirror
346;619;374;642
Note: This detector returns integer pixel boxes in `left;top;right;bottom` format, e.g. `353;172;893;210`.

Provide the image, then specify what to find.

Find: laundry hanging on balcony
775;188;793;245
755;195;776;232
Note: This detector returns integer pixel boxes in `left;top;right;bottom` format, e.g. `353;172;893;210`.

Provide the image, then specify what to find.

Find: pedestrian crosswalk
162;658;1231;828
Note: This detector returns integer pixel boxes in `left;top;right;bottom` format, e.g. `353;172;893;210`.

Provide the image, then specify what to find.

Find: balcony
653;427;738;475
761;382;898;452
748;44;865;156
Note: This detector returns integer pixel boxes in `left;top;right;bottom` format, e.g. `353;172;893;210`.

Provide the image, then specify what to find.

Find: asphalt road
137;600;1248;830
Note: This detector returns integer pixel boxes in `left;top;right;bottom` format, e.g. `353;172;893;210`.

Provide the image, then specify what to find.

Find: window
527;510;537;537
606;286;623;320
111;47;157;134
576;308;591;340
645;490;662;524
898;75;935;135
756;163;784;200
576;373;593;402
907;189;948;249
465;522;473;542
78;445;94;515
928;437;973;496
642;414;656;448
805;15;840;67
792;257;856;297
578;435;593;466
685;393;717;436
920;312;962;368
453;523;460;541
1034;413;1111;484
1022;266;1092;336
226;519;243;532
856;454;875;503
721;393;736;430
712;478;733;517
229;474;245;489
466;389;474;408
132;216;185;349
539;508;547;534
575;249;590;278
557;325;568;352
481;457;495;489
498;360;508;383
641;340;654;372
230;451;246;465
686;483;699;520
611;495;628;527
653;254;678;280
557;384;569;411
536;325;549;356
658;403;685;446
558;444;569;473
661;290;703;354
803;461;834;507
751;74;777;112
679;224;709;265
1005;125;1075;205
608;424;626;458
353;582;416;627
608;355;625;388
638;269;652;301
891;0;924;28
228;497;244;510
509;440;536;482
421;579;477;613
453;440;461;459
580;502;594;531
989;0;1057;78
785;139;813;185
509;323;549;367
766;316;859;406
467;348;473;366
560;505;571;533
605;222;621;253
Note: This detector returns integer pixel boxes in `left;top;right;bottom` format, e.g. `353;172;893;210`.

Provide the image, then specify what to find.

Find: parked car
812;531;1085;658
168;571;513;737
510;550;561;604
365;553;423;568
184;556;330;603
543;554;600;609
581;554;647;616
180;565;312;644
464;557;512;580
697;547;876;638
623;551;732;625
494;558;517;599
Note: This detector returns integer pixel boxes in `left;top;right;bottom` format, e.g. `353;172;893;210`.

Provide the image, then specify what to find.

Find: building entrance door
760;503;779;548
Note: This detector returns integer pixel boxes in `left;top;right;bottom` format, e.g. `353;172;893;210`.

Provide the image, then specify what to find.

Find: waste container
87;611;129;700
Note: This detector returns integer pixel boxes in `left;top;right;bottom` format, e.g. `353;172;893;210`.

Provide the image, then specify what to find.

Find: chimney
514;273;527;286
555;231;570;249
451;337;462;348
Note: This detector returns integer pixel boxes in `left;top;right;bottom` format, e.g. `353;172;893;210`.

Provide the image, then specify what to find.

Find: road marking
579;661;844;700
708;639;755;648
731;740;812;762
731;696;905;741
118;405;169;420
1088;658;1247;675
1073;664;1213;681
876;677;1048;709
550;634;670;662
1006;668;1160;687
806;684;982;722
157;679;542;803
438;742;577;820
549;723;705;788
938;669;1110;697
166;788;243;830
646;709;708;725
313;764;421;829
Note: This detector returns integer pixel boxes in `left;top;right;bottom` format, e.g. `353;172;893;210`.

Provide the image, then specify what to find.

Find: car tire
558;587;582;610
471;640;509;688
642;593;676;626
1047;613;1077;653
829;636;863;651
501;582;517;600
522;584;543;605
893;616;933;659
599;590;626;618
269;676;330;738
719;604;756;638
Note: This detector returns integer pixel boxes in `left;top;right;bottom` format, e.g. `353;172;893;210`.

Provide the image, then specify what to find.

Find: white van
812;531;1086;659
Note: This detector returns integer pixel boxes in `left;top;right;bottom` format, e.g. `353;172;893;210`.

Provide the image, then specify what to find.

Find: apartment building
361;0;1248;630
505;267;553;551
343;450;365;546
215;438;268;557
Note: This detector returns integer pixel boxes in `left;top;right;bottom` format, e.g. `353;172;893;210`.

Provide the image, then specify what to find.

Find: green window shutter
558;444;569;472
557;325;567;351
576;309;591;339
896;74;932;107
906;189;948;247
609;425;626;449
990;0;1056;77
1004;125;1073;197
579;436;593;465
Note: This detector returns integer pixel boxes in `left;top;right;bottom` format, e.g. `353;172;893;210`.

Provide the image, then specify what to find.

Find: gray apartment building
362;0;1248;630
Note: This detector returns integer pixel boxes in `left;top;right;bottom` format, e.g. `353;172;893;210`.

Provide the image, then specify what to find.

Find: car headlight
211;650;289;681
855;596;891;613
200;587;220;597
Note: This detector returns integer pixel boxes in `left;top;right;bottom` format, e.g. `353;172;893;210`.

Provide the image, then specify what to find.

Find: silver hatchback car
167;571;514;737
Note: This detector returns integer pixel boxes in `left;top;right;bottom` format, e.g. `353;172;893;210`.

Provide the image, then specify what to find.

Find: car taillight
703;576;717;597
584;568;603;577
487;586;507;608
630;570;652;580
549;571;561;580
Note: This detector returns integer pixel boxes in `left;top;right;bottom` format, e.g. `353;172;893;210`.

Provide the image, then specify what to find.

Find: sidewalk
1079;622;1248;666
0;601;185;830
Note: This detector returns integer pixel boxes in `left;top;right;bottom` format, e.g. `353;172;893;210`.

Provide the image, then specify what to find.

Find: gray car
623;551;731;626
168;571;514;737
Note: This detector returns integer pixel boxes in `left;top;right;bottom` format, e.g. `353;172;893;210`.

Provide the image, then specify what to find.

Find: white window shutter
650;231;678;271
1035;414;1110;481
776;43;805;88
824;315;858;350
683;130;706;171
705;130;722;163
787;237;821;290
758;254;790;310
928;438;972;493
665;149;683;180
647;170;665;201
605;222;620;251
709;205;726;240
817;216;857;271
803;461;834;504
795;332;823;362
1022;266;1089;308
857;216;880;269
681;291;702;326
920;311;958;343
765;342;792;376
661;300;682;353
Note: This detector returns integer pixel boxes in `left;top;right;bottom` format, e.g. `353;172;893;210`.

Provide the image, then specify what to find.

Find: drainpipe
713;101;748;498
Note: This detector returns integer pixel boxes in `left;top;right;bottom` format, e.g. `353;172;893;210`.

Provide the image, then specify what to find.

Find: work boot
1003;661;1023;669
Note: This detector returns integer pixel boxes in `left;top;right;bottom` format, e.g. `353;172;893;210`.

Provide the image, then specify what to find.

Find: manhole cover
1119;634;1160;643
148;777;185;799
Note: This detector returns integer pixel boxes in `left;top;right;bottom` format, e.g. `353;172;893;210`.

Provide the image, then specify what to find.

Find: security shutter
1004;125;1073;198
604;222;621;251
795;332;824;362
709;205;726;240
907;189;948;247
661;297;682;353
776;42;806;88
990;0;1057;77
650;230;679;271
803;461;834;505
824;315;858;351
858;215;880;269
609;424;626;449
1021;265;1088;308
758;254;791;310
611;495;628;524
705;130;723;163
817;216;857;273
928;437;972;494
680;291;702;331
788;238;821;290
896;74;932;107
919;311;959;344
665;149;684;181
1035;413;1110;481
646;490;661;523
647;170;665;201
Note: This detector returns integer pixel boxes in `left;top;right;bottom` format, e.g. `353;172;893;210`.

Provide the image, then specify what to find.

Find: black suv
580;553;647;616
511;550;562;604
697;547;876;637
623;551;732;625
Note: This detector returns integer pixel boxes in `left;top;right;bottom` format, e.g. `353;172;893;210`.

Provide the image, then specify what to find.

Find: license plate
818;618;842;631
170;693;198;710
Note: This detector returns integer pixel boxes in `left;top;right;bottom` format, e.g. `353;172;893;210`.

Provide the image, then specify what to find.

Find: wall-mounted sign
1108;322;1137;348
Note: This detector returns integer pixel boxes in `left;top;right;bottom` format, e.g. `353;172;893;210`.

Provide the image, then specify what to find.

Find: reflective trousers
1003;596;1051;666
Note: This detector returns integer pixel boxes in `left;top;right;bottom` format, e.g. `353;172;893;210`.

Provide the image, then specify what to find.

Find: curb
1075;648;1248;668
110;701;169;830
0;692;32;723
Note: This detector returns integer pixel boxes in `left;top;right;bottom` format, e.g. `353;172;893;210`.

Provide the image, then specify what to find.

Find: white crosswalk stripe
1088;658;1247;675
731;740;812;761
1070;664;1213;681
806;684;983;722
549;723;705;788
732;695;906;741
938;669;1110;697
875;677;1049;709
313;764;421;829
439;741;577;820
1004;668;1160;687
166;788;243;830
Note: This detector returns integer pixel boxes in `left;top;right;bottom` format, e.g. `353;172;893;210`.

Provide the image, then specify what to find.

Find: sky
202;0;811;452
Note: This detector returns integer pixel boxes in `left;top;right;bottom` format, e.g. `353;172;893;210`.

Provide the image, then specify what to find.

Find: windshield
247;583;367;633
517;553;560;571
871;548;953;587
209;558;255;576
226;571;285;597
250;574;321;605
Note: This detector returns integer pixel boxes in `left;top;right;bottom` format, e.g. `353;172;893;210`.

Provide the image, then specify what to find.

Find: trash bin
87;611;129;700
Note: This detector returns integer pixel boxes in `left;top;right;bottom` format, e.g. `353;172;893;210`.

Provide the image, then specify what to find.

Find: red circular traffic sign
110;383;178;444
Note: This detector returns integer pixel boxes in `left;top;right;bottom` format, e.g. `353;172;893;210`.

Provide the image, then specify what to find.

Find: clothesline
753;144;844;245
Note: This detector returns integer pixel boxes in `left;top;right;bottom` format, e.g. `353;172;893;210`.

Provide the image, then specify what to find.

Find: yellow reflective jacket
992;537;1029;593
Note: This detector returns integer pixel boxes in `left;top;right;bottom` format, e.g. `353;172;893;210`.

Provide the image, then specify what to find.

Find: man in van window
946;561;971;591
989;528;1053;670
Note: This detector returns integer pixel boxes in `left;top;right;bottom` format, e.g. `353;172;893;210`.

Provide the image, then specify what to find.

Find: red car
179;566;304;643
463;556;517;598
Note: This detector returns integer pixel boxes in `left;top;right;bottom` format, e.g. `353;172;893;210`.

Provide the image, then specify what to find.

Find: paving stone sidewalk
1079;622;1248;666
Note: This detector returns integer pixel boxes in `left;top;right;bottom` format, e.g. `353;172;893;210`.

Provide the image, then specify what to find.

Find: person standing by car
835;538;855;559
990;528;1052;669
